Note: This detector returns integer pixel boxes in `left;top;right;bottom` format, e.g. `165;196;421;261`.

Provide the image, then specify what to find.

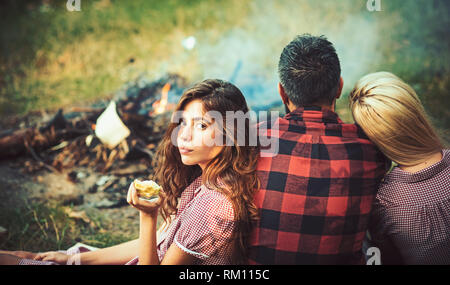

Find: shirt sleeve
173;193;235;260
370;197;450;265
369;202;405;264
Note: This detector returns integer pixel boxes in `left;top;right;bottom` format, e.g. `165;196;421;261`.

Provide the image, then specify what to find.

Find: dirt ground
0;155;159;250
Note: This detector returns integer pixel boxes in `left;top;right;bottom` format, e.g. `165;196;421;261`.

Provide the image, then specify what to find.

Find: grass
0;198;132;252
1;1;448;134
0;0;448;252
0;0;251;116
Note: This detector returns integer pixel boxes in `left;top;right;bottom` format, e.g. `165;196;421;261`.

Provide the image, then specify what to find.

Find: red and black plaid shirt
248;106;389;265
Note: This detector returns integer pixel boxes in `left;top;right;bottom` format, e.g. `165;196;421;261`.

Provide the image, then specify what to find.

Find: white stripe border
174;238;209;259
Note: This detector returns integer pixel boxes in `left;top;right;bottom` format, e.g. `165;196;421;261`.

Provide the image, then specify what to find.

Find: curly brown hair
152;79;260;264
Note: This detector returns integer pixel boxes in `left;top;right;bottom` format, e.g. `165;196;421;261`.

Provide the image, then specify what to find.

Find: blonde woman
349;72;449;265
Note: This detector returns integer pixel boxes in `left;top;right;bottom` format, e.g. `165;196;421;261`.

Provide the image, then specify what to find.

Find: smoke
192;0;382;110
196;28;279;108
153;0;448;131
331;15;381;91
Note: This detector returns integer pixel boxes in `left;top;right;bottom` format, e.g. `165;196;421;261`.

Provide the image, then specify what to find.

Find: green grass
0;0;251;116
0;198;131;252
1;0;448;135
0;199;77;251
0;0;448;252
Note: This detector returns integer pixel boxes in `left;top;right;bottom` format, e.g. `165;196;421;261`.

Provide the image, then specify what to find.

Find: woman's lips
179;147;193;155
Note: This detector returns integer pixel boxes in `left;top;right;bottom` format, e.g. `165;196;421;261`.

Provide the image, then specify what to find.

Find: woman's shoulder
376;152;450;207
193;184;235;220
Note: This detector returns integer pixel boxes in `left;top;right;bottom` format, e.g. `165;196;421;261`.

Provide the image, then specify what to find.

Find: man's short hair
278;34;341;107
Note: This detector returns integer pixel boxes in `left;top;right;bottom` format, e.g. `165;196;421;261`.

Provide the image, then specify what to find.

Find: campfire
0;74;187;209
152;83;172;116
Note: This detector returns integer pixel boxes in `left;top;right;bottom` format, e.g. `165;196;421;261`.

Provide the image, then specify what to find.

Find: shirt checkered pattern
128;176;236;265
368;149;450;265
248;106;389;265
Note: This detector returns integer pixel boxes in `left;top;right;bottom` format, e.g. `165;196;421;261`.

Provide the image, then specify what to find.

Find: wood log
0;108;92;160
0;128;35;158
0;126;89;160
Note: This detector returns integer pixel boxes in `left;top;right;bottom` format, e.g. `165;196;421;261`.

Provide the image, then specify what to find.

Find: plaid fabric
18;258;57;265
248;106;389;265
369;149;450;265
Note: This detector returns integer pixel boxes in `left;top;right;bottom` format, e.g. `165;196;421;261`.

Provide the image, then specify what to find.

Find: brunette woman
0;79;259;265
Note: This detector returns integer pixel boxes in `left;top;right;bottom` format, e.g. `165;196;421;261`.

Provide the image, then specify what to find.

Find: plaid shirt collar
284;106;344;124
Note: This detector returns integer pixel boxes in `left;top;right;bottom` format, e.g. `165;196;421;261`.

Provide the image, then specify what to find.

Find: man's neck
287;103;335;113
318;104;335;112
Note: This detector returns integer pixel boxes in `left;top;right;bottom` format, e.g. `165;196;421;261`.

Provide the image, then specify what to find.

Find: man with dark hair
278;34;342;109
248;34;389;264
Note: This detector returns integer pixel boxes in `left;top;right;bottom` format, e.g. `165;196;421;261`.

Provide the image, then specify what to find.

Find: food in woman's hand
133;179;161;201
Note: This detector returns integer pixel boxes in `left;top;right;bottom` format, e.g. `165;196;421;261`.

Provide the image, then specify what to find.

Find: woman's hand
0;250;37;260
33;251;70;264
127;181;162;217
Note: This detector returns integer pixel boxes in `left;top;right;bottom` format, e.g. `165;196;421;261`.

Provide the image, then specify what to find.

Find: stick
24;140;59;173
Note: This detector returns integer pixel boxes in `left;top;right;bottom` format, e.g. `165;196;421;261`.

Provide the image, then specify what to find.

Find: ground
0;155;164;252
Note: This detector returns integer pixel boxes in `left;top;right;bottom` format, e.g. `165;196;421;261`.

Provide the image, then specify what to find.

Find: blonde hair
349;72;443;166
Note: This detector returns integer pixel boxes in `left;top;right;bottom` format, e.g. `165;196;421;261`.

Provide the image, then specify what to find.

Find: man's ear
278;83;289;104
336;77;344;99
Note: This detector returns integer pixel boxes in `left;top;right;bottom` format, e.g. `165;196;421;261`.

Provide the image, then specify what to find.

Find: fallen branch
23;139;59;173
0;127;89;160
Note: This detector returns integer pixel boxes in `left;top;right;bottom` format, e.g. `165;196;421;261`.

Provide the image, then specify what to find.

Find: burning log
1;73;186;179
152;83;171;115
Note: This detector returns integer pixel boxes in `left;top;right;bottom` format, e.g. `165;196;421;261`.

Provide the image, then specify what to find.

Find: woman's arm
34;238;139;265
78;238;139;265
127;182;196;265
160;243;197;265
138;213;159;265
138;213;196;265
127;181;161;265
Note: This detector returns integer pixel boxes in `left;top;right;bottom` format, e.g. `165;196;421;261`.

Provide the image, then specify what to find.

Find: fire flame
153;83;171;115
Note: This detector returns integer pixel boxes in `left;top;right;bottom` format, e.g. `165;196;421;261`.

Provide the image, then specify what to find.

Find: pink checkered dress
19;176;236;265
369;149;450;264
127;176;235;265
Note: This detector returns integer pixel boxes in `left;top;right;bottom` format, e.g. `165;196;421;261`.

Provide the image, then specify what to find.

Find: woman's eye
179;119;187;126
195;122;207;130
